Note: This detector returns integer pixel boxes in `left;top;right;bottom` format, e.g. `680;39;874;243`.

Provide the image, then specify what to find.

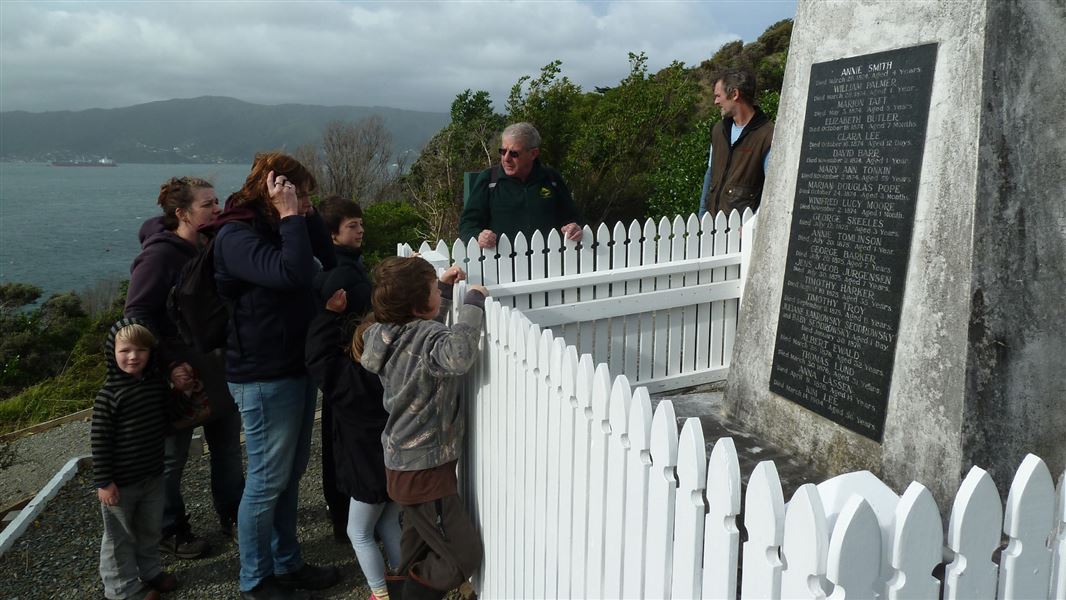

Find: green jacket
458;161;584;243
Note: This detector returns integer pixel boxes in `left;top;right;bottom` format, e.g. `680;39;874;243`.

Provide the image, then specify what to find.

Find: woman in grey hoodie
354;256;488;600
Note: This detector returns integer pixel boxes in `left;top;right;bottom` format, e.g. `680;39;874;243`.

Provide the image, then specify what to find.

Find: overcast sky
0;1;796;115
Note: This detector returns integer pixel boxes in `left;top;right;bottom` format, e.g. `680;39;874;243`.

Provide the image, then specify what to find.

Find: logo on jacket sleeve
539;187;553;199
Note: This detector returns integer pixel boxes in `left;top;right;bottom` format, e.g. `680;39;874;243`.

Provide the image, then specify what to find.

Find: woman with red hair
212;152;338;600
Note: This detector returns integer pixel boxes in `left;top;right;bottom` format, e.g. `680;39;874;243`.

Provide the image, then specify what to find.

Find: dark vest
709;108;774;216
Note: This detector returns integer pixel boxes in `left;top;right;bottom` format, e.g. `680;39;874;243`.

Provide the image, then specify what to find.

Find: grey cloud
1;1;795;113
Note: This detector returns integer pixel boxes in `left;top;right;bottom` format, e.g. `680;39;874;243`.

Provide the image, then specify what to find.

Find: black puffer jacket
305;311;388;503
213;203;335;382
314;245;373;318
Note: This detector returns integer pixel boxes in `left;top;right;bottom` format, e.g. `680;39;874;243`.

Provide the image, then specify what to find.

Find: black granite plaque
770;44;938;441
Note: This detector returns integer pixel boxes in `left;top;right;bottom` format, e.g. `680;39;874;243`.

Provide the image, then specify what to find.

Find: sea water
0;163;251;299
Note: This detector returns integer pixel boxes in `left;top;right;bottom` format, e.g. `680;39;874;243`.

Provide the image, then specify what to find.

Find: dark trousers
320;401;349;532
399;494;483;592
162;408;244;535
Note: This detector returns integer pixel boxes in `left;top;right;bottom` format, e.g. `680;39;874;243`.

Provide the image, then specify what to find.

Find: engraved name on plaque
770;43;938;441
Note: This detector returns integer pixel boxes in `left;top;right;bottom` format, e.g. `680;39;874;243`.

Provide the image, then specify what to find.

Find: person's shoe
158;530;210;559
275;563;341;590
143;571;179;592
239;576;310;600
219;516;238;542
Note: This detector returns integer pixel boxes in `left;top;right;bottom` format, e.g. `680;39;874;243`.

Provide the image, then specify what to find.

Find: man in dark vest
459;122;584;248
698;68;775;218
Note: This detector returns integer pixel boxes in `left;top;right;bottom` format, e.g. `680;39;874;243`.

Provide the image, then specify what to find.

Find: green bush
646;117;716;222
0;281;125;433
361;201;427;268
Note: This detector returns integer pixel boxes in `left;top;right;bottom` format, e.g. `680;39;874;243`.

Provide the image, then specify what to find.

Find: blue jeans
229;377;316;591
162;408;245;535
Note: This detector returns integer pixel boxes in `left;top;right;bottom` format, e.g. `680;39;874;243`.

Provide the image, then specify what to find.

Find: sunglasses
498;148;528;159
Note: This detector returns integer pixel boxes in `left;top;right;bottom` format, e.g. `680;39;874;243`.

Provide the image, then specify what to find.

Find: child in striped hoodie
91;319;178;600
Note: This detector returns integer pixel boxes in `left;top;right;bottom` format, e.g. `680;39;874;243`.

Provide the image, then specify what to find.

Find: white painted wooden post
826;497;882;599
498;307;516;598
533;328;554;599
571;354;597;599
609;221;628;376
556;347;580;598
521;323;541;599
741;460;785;599
512;233;531;311
593;223;611;366
943;466;1002;600
621;387;653;599
625;219;643;378
529;230;547;309
696;212;715;372
484;301;501;597
603;375;634;599
561;229;580;347
998;454;1055;600
682;214;701;375
544;338;568;597
465;237;483;286
644;400;679;599
546;229;564;312
703;436;742;600
709;211;729;369
578;225;597;359
886;482;942;600
635;218;652;383
672;417;708;599
497;235;515;310
780;484;829;600
667;215;686;378
653;217;672;379
585;363;614;600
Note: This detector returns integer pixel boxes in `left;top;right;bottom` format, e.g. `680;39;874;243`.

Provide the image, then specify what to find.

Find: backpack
166;223;247;354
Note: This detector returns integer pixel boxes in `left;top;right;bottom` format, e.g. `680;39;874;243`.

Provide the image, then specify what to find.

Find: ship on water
50;157;117;167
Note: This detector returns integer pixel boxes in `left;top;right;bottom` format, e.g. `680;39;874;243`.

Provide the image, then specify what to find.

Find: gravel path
0;418;377;599
0;417;92;508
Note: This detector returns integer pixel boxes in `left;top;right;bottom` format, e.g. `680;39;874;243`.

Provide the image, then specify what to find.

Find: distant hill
0;96;449;164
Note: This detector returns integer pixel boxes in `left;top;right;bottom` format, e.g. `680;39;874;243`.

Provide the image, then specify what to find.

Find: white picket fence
399;210;755;393
399;212;1065;598
455;297;1066;599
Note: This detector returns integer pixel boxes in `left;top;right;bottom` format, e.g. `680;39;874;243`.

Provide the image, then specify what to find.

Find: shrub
361;201;426;268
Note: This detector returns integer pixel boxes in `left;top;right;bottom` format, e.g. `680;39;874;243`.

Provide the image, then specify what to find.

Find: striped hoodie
90;318;168;488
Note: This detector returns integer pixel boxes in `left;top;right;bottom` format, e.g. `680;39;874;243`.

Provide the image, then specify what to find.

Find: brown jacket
708;108;774;215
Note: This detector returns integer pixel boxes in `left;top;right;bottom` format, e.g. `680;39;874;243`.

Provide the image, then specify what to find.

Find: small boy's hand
326;289;348;313
170;363;196;393
440;266;466;285
98;483;119;506
469;284;490;297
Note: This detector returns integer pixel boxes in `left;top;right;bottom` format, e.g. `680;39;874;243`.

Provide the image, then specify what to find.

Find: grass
0;316;111;435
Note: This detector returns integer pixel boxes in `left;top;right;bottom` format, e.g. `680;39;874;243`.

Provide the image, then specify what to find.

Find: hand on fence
560;222;583;241
477;229;497;249
469;284;490;298
440;266;467;285
325;289;348;313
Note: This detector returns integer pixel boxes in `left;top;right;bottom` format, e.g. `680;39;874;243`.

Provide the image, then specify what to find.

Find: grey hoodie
360;286;485;471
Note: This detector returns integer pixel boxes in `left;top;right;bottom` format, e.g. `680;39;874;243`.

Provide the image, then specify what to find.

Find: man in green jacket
459;122;584;248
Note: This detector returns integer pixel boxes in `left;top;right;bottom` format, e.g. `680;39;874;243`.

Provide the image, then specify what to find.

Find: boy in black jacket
313;196;373;540
91;319;178;599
